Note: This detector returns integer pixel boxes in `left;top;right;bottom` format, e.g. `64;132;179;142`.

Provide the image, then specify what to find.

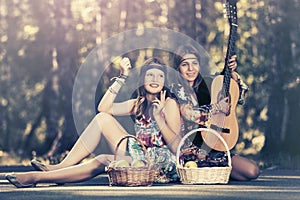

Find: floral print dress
128;115;180;183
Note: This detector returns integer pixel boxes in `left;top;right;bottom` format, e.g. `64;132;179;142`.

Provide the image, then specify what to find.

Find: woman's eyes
146;73;164;79
147;73;164;77
181;63;187;67
146;73;154;77
181;62;199;67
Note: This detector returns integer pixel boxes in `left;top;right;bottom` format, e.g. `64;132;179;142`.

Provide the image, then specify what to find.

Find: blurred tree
0;0;300;167
229;0;270;155
262;0;300;156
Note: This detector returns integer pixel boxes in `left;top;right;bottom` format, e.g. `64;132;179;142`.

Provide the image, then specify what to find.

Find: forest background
0;0;299;169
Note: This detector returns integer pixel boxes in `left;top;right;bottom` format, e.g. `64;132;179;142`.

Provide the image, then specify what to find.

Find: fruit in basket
197;160;210;167
131;160;146;167
115;159;130;167
184;161;198;168
107;161;118;168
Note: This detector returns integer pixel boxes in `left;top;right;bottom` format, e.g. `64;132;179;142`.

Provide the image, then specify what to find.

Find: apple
131;160;146;167
184;161;198;168
115;159;130;167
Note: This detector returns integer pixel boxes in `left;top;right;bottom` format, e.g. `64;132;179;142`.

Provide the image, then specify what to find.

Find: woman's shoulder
164;97;180;111
165;97;177;104
169;83;189;104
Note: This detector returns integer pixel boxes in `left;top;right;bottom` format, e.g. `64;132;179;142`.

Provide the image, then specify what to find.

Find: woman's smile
185;71;197;77
144;68;165;94
149;83;160;88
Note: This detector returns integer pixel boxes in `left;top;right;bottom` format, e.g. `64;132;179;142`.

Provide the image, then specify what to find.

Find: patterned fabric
134;115;166;148
128;115;179;183
169;83;190;104
235;73;249;105
170;75;247;159
170;83;212;131
170;77;248;132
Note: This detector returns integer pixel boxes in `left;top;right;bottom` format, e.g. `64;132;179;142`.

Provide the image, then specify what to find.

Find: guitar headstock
224;0;238;27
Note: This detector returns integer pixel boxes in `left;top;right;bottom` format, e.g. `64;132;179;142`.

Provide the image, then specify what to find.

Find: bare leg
230;155;260;181
14;154;132;185
45;112;128;171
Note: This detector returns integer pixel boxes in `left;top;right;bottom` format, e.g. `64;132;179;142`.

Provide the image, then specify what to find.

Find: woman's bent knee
95;112;113;120
248;165;260;180
94;154;113;166
94;112;114;125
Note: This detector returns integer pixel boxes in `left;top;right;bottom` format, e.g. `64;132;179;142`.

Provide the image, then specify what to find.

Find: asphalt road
0;166;300;200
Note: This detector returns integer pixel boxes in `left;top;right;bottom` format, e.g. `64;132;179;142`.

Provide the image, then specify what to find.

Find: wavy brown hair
131;57;175;119
173;44;211;106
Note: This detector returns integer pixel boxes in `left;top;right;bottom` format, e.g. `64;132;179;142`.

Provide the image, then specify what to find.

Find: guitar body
201;0;240;151
201;75;239;151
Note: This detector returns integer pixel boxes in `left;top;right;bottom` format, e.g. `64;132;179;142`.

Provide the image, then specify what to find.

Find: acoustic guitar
202;0;240;151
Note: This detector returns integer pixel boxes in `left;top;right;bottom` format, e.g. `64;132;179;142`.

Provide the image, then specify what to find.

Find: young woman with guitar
171;43;259;181
170;0;259;182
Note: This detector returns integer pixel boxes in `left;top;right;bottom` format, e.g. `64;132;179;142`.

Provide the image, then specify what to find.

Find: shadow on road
0;166;300;200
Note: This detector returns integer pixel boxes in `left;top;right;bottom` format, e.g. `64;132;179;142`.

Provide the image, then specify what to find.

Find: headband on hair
140;63;167;75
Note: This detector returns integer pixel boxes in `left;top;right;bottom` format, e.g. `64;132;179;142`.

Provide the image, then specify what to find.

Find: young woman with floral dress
5;57;183;187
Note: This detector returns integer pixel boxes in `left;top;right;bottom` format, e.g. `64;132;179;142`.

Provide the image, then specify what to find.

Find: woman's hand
228;55;237;71
228;55;238;80
119;57;132;76
179;104;201;123
152;90;166;117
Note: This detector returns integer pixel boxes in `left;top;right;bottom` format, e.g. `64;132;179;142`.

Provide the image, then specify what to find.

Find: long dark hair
173;44;211;106
132;57;175;118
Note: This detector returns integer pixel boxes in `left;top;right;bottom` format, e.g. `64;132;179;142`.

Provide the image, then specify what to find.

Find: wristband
119;74;128;79
108;86;118;94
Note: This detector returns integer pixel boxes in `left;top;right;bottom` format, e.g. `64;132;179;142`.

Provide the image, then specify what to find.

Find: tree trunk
49;0;79;156
262;0;299;156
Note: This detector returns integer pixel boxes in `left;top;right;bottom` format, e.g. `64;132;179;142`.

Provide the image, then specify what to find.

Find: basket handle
176;128;232;167
114;135;151;164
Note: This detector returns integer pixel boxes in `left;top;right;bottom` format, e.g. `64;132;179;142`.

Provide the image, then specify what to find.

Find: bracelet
110;77;125;86
108;86;118;94
115;78;125;86
119;74;128;79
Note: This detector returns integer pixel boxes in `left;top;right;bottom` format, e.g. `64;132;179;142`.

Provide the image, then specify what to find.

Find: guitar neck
222;0;238;97
225;25;238;69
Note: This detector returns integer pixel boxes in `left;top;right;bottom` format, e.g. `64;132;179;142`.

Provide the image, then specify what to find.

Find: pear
115;159;130;167
131;160;146;167
184;161;198;168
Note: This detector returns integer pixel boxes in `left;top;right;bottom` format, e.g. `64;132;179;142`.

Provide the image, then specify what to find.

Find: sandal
5;173;36;188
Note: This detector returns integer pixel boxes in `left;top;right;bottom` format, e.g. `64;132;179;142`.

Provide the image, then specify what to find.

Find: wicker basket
176;128;232;184
107;135;156;186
